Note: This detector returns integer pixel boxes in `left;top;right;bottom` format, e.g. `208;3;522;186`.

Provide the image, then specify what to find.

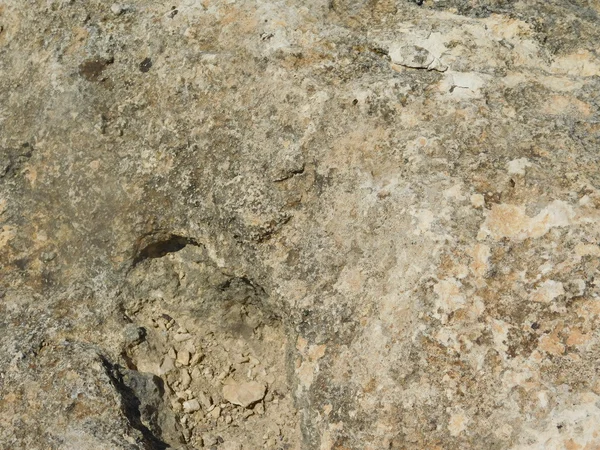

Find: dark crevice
100;356;170;449
272;166;305;182
218;275;266;296
132;234;200;267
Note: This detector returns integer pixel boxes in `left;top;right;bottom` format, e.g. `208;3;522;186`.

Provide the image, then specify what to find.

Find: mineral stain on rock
139;57;153;73
78;57;114;82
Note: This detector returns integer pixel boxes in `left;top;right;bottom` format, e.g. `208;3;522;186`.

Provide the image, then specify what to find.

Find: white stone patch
470;193;485;208
439;71;489;99
531;280;564;303
507;158;532;175
502;368;533;390
389;44;447;72
411;209;436;235
514;392;600;449
433;278;466;315
435;327;460;352
443;184;466;201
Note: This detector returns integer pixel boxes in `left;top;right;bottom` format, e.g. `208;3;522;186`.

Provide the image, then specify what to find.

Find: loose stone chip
222;380;266;408
182;399;201;413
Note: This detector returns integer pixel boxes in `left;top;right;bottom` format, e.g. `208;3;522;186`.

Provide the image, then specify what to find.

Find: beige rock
159;356;176;375
180;369;191;389
208;406;221;419
182;399;201;413
198;391;212;410
222;381;266;408
174;333;193;342
177;350;190;366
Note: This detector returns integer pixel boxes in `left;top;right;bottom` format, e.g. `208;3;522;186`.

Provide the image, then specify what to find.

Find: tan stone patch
64;26;89;56
469;243;490;279
24;167;37;186
566;328;592;347
574;243;600;260
433;278;466;314
551;50;600;77
470;193;485;208
0;225;16;248
539;326;565;356
296;337;327;390
542;95;593;117
448;410;469;436
479;201;575;241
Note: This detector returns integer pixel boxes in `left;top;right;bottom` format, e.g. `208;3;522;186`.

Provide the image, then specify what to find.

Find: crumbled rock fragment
183;399;201;413
159;356;176;375
110;3;123;15
208;406;221;419
198;391;212;410
180;369;191;389
222;381;266;408
174;333;192;342
388;44;447;72
177;350;190;366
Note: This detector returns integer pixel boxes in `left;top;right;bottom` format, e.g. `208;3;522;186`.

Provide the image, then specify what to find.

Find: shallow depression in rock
122;242;300;449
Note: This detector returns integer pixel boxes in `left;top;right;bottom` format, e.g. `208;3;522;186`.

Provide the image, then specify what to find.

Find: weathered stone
2;0;600;448
223;381;266;408
182;399;201;413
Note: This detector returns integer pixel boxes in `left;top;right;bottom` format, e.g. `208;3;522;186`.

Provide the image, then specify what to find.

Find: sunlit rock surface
1;0;600;448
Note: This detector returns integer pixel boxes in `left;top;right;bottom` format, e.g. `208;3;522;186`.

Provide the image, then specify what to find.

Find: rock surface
1;0;600;449
222;381;266;408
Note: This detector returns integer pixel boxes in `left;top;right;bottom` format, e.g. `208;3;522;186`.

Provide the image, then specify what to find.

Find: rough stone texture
1;0;600;448
222;380;266;408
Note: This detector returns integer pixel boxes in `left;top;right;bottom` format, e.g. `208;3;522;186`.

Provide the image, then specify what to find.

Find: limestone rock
2;0;600;448
222;381;267;408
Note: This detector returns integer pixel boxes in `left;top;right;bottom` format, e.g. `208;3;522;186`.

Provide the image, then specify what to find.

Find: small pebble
139;57;153;73
202;434;217;447
208;406;221;419
110;3;123;15
222;380;266;408
180;369;192;389
177;350;191;366
174;333;192;342
183;399;201;413
171;399;183;413
198;391;212;410
191;366;202;380
189;352;203;366
159;356;175;375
